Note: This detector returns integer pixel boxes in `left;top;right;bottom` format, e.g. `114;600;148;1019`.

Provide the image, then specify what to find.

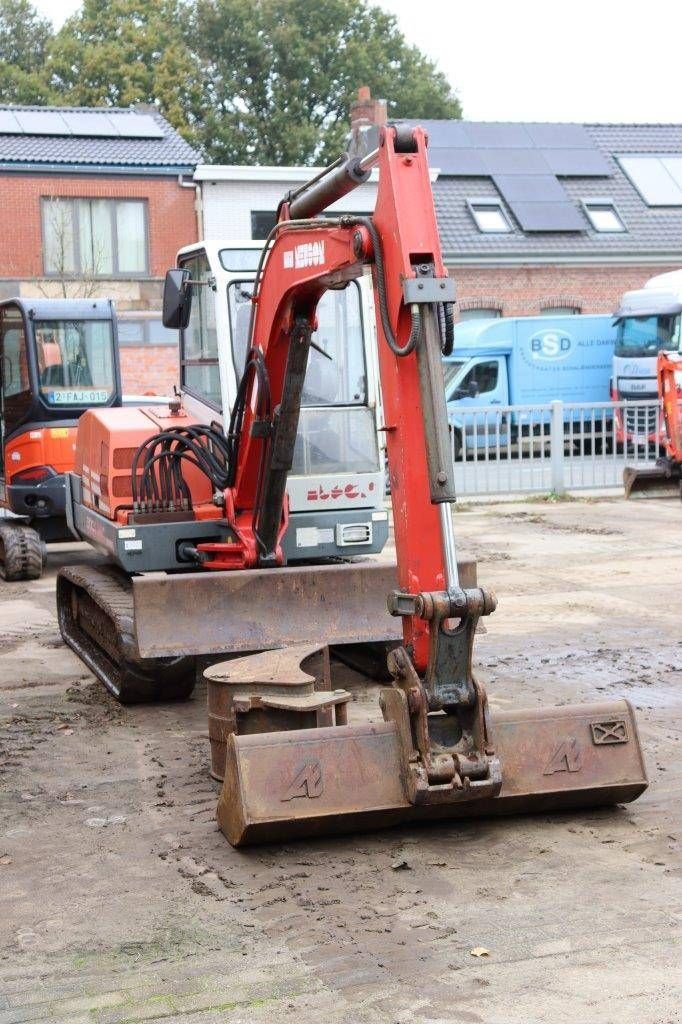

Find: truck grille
624;404;658;436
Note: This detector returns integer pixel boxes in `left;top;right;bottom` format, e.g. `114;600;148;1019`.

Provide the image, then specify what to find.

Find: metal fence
451;399;665;497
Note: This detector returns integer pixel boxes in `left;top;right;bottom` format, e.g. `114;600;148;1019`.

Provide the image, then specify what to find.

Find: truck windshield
616;314;681;356
228;281;367;406
34;319;116;406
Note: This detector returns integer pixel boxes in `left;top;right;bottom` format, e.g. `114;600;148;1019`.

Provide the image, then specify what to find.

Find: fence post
550;400;565;495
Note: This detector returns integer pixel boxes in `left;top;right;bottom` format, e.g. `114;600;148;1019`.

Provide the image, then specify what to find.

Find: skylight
467;200;512;234
582;200;626;233
619;155;682;206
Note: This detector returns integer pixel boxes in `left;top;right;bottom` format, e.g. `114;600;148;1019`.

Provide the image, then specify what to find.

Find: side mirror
162;268;192;330
468;379;479;398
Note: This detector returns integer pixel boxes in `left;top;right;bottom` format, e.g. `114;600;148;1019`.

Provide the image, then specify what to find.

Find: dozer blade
623;465;679;499
217;669;647;847
132;558;477;659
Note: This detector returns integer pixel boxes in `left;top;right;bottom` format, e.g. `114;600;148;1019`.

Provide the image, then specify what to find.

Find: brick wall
448;262;680;318
119;346;178;397
1;172;197;278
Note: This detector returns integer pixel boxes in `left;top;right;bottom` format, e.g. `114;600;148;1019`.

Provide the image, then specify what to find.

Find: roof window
619;155;682;206
467;199;512;234
582;200;626;233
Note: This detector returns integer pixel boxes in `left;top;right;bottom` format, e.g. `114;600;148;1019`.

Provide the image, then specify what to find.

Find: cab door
0;305;32;490
448;357;509;452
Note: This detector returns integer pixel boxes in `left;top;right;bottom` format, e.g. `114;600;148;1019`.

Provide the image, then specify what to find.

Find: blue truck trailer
444;314;618;457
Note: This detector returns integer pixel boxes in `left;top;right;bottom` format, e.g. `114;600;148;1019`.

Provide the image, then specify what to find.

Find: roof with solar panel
399;120;682;259
0;105;199;172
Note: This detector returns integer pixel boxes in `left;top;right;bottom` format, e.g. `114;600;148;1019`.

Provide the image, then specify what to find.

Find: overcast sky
33;0;682;124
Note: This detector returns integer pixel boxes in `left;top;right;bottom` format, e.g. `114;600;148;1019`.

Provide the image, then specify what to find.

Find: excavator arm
161;123;647;846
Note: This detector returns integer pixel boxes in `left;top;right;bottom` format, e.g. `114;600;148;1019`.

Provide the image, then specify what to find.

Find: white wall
199;177;379;240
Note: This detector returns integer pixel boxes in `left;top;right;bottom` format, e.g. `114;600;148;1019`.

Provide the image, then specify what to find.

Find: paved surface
0;498;680;1024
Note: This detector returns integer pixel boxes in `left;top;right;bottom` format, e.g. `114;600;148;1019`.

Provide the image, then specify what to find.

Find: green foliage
191;0;461;163
46;0;204;144
0;0;460;163
0;0;53;103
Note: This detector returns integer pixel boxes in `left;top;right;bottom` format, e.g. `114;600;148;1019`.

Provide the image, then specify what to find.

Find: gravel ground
0;497;680;1024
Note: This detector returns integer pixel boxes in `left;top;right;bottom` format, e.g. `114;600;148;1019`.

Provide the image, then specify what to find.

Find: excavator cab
0;298;121;578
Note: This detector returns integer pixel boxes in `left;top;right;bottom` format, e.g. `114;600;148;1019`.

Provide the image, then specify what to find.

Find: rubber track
57;563;196;704
0;524;43;581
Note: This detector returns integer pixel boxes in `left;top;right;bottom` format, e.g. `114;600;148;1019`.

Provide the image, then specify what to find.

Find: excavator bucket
623;464;680;499
214;645;648;847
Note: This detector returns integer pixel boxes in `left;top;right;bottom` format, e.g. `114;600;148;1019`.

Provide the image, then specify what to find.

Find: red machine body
75;405;218;523
658;351;682;462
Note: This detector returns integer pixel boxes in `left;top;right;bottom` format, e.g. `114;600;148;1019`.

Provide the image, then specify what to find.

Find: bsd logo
530;330;572;361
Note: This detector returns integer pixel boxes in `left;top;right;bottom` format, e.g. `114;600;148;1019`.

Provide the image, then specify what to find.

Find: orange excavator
0;299;121;580
654;350;682;493
56;123;648;844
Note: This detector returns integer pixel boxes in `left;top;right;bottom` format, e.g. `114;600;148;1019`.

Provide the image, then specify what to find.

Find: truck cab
175;240;388;560
613;270;682;445
0;298;120;542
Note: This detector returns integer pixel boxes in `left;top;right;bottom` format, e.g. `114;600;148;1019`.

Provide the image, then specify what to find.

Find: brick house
196;111;682;321
0;105;200;394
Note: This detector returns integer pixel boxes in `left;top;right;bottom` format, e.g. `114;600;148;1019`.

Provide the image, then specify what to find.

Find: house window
582;200;626;233
251;210;277;239
117;315;176;346
459;307;502;321
466;199;512;234
42;198;148;276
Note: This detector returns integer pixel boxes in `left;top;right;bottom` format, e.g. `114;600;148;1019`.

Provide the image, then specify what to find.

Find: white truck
613;270;682;446
175;240;388;561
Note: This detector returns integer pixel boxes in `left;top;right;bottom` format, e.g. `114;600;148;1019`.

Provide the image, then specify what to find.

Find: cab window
0;307;32;440
461;360;499;396
227;281;367;407
180;253;220;408
1;308;30;399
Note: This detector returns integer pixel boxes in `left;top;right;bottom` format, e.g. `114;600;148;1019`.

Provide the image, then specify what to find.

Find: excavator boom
203;123;647;845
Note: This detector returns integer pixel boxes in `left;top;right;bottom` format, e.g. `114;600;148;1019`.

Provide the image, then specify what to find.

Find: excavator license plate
218;700;647;846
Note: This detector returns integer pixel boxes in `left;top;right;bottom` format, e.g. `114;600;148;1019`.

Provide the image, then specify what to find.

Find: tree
46;0;204;145
0;0;53;104
191;0;461;164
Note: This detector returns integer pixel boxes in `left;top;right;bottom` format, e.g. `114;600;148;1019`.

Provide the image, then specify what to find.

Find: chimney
350;86;387;129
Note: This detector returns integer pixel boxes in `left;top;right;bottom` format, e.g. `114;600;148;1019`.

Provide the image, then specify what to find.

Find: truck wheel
0;524;44;582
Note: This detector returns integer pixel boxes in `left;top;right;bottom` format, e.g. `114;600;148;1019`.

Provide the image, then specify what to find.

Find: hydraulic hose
345;216;422;357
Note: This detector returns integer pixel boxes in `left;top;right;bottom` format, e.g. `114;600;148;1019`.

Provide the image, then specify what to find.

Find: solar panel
463;123;532;148
0;110;22;133
14;110;70;135
542;148;610;176
421;121;470;148
429;147;487;175
106;113;164;138
492;174;567;202
525;124;593;149
481;149;552;175
508;200;585;231
60;112;119;137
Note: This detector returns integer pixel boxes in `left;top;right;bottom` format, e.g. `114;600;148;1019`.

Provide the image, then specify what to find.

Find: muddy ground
0;497;680;1024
